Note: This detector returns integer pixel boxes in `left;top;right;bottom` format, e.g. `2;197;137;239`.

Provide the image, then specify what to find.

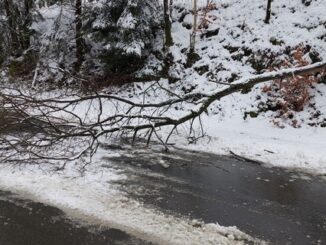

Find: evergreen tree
84;0;162;75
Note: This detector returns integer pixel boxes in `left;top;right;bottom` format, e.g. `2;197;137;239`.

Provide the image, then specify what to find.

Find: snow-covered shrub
262;45;325;127
198;1;218;30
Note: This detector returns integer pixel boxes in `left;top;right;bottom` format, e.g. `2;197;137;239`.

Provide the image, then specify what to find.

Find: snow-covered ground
165;111;326;175
150;0;326;175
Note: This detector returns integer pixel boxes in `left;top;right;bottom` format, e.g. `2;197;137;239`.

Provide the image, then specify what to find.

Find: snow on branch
0;61;325;165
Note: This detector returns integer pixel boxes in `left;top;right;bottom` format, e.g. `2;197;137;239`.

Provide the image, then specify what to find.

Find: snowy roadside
164;114;326;176
0;149;265;245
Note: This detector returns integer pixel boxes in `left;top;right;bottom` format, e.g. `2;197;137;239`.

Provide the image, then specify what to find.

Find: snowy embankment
157;0;326;175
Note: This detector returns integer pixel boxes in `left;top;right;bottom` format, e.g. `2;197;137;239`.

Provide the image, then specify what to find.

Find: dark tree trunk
3;0;20;55
21;0;33;50
264;0;272;24
74;0;84;73
163;0;173;50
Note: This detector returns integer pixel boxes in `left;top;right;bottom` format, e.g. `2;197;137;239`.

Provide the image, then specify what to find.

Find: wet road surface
103;145;326;245
1;144;326;245
0;190;151;245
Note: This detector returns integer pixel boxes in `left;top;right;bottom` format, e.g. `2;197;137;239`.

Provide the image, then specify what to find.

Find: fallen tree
0;61;325;166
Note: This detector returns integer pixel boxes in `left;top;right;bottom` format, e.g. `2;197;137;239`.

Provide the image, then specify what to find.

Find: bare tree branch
0;61;325;165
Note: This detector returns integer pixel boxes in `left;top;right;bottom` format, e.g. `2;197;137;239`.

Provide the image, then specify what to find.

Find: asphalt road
105;145;326;245
0;190;151;245
1;145;326;245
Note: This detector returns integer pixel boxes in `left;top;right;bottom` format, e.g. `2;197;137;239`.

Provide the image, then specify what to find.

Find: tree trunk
74;0;84;73
21;0;33;50
3;0;20;55
264;0;272;24
189;0;197;53
163;0;173;50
